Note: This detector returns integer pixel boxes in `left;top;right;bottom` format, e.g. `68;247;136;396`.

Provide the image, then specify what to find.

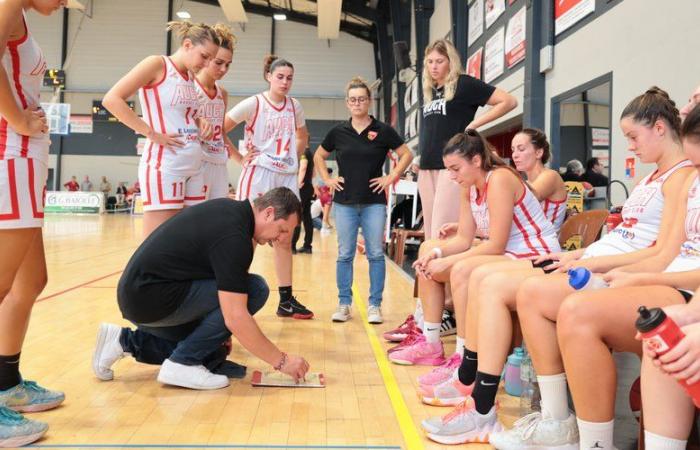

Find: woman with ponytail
103;21;220;237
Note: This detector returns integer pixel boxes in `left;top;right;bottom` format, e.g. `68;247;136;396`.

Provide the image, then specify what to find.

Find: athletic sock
414;299;424;329
473;371;501;414
538;373;570;420
458;347;478;386
0;353;21;391
644;431;687;450
279;286;292;304
577;417;614;450
423;321;441;343
455;336;465;357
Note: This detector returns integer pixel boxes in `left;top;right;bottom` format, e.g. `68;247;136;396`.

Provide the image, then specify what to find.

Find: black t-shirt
321;117;405;205
300;147;315;195
419;74;496;170
118;199;255;324
583;170;609;187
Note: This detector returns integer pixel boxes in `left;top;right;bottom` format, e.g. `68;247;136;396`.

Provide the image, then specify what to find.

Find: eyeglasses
347;96;369;104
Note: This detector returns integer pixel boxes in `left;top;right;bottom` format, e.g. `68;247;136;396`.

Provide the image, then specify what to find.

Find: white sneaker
489;411;579;450
92;323;127;381
367;305;383;324
157;359;230;390
321;226;332;236
332;305;351;322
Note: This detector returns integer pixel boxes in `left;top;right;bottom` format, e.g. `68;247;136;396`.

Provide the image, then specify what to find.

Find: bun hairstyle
682;104;700;143
517;128;551;164
443;129;508;172
263;55;294;80
345;76;371;98
166;21;220;47
621;86;682;142
212;23;237;52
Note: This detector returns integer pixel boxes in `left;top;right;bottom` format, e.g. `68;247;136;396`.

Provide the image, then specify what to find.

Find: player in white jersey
224;55;313;320
0;1;68;446
194;24;239;200
485;87;693;450
103;21;219;238
390;130;559;369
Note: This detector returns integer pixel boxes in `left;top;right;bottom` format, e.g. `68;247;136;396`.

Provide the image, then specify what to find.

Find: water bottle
504;347;525;396
568;267;608;290
519;353;541;414
636;306;700;407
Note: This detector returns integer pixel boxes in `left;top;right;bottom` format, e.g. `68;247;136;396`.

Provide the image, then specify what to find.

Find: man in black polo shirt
92;187;310;390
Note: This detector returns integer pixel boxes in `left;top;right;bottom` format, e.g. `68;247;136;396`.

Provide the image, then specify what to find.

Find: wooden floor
23;214;521;449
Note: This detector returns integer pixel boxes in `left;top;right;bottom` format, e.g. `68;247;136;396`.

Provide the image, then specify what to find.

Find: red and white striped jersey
0;13;50;163
194;79;227;165
138;56;202;176
665;174;700;273
227;93;304;174
542;197;566;232
470;169;560;258
584;159;691;257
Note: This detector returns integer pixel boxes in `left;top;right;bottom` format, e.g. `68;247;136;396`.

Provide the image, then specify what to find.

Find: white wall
26;9;62;70
429;0;451;43
545;0;700;203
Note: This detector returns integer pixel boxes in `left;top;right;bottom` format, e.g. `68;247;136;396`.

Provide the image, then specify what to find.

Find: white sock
455;337;465;357
577;417;614;450
537;373;569;420
423;321;441;343
414;299;424;329
644;431;687;450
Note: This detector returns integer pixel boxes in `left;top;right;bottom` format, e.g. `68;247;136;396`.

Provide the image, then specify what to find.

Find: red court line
37;271;123;303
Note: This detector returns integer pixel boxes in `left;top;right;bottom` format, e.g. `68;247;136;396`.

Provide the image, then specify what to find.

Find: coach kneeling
93;187;310;390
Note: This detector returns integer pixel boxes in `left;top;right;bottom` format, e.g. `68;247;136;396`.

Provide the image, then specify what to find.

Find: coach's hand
281;355;310;383
326;177;345;193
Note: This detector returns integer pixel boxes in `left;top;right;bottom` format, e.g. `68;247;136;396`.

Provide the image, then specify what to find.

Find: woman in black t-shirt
314;77;412;325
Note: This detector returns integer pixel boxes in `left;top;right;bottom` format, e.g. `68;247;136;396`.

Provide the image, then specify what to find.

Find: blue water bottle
568;267;608;290
504;347;525;396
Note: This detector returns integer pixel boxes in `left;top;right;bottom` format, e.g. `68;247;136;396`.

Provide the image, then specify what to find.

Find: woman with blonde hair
314;77;412;324
103;21;220;238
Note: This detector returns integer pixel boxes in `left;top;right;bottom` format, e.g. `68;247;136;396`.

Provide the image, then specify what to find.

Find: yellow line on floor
352;284;424;450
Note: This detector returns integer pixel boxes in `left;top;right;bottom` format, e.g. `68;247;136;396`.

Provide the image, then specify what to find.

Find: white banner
505;6;526;68
45;191;104;214
468;0;484;46
591;128;610;147
485;0;505;28
484;26;505;83
69;115;93;134
555;0;595;35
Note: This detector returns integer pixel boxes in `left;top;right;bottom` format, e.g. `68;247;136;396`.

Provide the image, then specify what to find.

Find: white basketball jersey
244;94;299;174
470;170;560;258
194;79;227;165
138;56;202;176
542;197;566;232
665;174;700;273
0;13;50;163
584;159;691;257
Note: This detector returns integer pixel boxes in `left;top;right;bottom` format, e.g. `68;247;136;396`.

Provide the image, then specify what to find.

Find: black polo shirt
321;116;405;205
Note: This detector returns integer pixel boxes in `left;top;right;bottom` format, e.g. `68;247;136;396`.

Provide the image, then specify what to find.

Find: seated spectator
583;157;610;187
64;176;79;191
562;159;585;182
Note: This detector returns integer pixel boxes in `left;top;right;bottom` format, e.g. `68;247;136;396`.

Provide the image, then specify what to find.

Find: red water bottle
635;306;700;407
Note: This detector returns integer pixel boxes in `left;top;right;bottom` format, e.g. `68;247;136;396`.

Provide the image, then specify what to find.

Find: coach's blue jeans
334;203;386;307
123;274;269;366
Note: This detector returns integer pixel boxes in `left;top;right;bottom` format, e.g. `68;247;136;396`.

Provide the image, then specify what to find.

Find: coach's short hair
253;187;302;221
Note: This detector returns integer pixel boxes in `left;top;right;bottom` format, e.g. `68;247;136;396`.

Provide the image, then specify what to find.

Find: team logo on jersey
367;131;377;141
171;84;199;107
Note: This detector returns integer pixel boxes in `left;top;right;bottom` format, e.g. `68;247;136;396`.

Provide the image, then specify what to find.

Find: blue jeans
334;203;386;307
127;274;269;366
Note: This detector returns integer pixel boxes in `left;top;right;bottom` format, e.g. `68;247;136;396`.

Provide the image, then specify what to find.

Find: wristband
274;352;288;371
431;247;443;258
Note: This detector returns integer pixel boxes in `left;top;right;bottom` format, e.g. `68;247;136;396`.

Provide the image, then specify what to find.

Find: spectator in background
100;176;112;204
562;159;585;182
317;168;334;233
64;176;79;192
228;183;236;199
116;182;127;205
81;175;93;192
132;180;140;194
292;147;315;254
583;157;609;187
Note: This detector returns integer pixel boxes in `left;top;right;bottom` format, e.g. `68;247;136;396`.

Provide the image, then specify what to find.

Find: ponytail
166;21;220;47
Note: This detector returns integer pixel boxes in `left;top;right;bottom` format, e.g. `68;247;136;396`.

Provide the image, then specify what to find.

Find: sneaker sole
383;333;408;342
292;313;314;320
389;356;445;366
421;420;442;434
157;373;230;390
92;323;119;381
368;319;383;324
426;421;503;445
9;398;65;413
332;316;350;322
0;429;47;448
420;395;466;407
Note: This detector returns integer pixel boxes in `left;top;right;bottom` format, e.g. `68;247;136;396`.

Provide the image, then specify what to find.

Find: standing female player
194;24;239;200
224;56;313;319
103;21;219;238
0;0;67;446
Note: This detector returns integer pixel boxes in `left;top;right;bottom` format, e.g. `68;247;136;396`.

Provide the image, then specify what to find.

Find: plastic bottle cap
635;305;667;333
568;267;591;290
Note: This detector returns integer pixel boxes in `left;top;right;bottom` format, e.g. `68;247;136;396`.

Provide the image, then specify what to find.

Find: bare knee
557;292;597;343
516;276;544;311
449;259;472;286
478;272;512;309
